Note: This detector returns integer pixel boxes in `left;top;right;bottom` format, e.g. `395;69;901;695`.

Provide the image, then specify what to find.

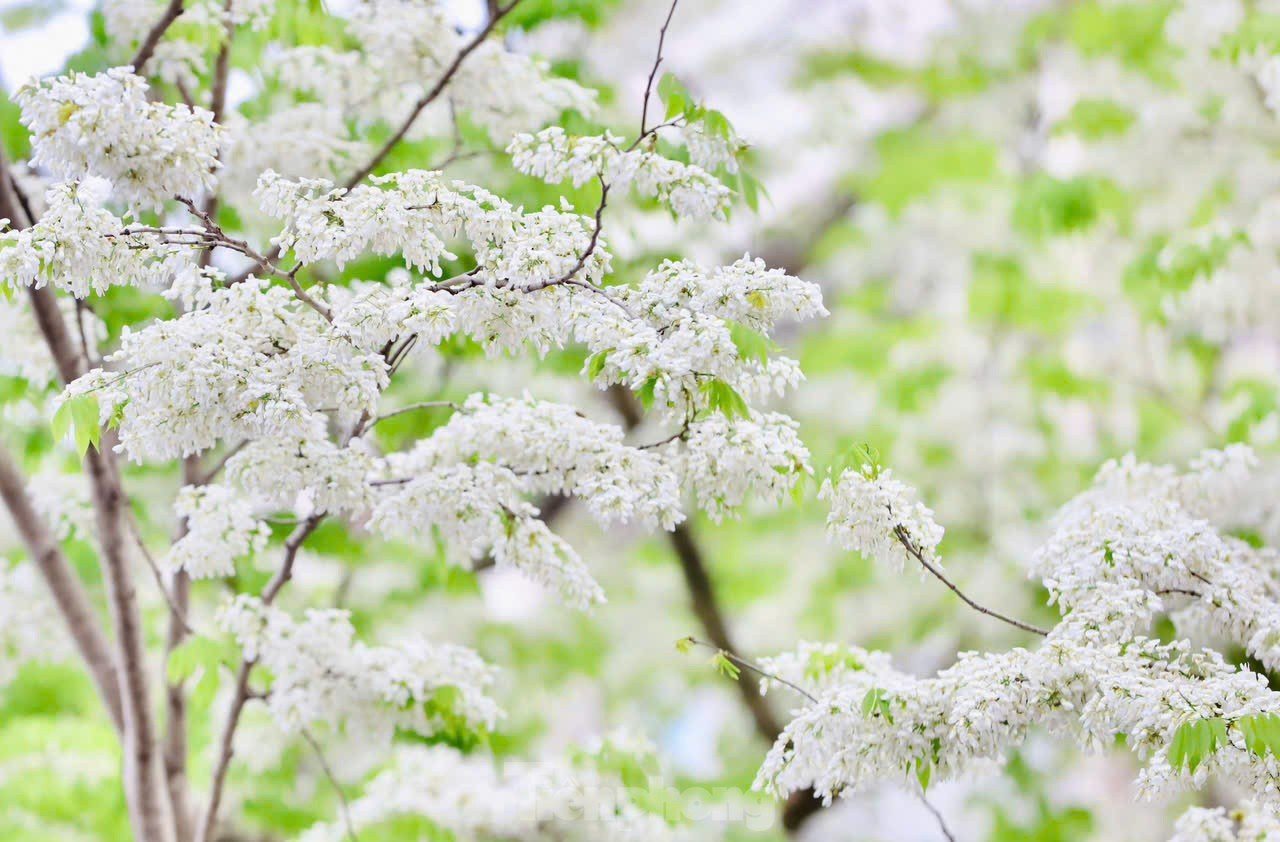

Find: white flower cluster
224;432;378;519
761;449;1280;813
165;485;271;579
299;739;688;842
218;595;502;745
369;461;606;609
0;558;71;687
256;170;611;288
509;128;733;220
676;411;811;522
0;178;190;297
819;463;945;572
16;68;222;208
68;275;386;461
344;0;597;141
581;258;822;421
1172;802;1280;841
1034;446;1280;667
399;393;683;530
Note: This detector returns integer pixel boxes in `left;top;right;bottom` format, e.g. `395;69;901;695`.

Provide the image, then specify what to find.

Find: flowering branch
130;0;185;73
342;0;523;189
892;525;1049;637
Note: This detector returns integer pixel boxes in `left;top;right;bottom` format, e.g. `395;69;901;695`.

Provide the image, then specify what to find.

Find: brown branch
0;443;124;731
342;0;522;189
520;180;609;292
131;0;185;74
638;0;680;138
893;526;1049;637
196;514;323;842
301;729;360;841
3;148;167;842
919;793;958;842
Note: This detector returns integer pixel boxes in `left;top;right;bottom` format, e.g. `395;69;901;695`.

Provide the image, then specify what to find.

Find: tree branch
131;0;185;74
893;526;1049;637
342;0;522;189
196;514;323;842
3;148;168;842
0;443;124;731
638;0;680;138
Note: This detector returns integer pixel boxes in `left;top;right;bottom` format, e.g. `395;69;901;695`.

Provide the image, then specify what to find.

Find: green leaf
674;636;695;655
53;393;101;455
657;72;693;120
700;378;750;420
728;322;773;364
1238;713;1280;759
637;376;659;411
1168;717;1228;773
585;349;610;380
861;687;894;723
711;651;741;681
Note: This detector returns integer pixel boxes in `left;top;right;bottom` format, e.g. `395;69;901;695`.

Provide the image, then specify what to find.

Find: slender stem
680;637;817;704
369;401;459;427
893;526;1049;637
342;0;522;189
196;515;323;842
131;0;185;73
919;793;958;842
301;729;360;841
638;0;681;137
0;443;124;731
520;179;609;292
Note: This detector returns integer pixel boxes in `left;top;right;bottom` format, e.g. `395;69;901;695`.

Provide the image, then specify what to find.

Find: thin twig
124;509;198;636
638;0;681;137
520;179;609;292
342;0;522;189
301;729;360;841
680;636;818;704
893;526;1049;636
131;0;185;73
369;401;460;427
918;793;958;842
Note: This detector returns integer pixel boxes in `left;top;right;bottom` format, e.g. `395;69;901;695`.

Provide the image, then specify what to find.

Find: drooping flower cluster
675;411;811;522
1171;803;1280;842
763;448;1280;813
218;595;502;744
16;68;222;207
509;127;733;220
818;463;945;572
0;178;190;297
69;274;386;461
256;169;611;288
165;485;271;579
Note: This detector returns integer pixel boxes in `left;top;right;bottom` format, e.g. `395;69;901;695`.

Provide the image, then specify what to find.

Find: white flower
165;485;270;579
17;68;222;208
820;464;945;572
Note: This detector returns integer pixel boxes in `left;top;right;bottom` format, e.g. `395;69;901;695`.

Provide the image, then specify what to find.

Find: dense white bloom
299;739;688;842
165;485;270;579
16;68;222;207
819;464;945;572
676;411;811;522
509;128;733;220
219;595;502;744
369;461;606;609
0;178;190;297
68;275;386;461
0;294;101;385
256;170;611;288
403;393;682;530
225;433;377;518
1171;803;1280;841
